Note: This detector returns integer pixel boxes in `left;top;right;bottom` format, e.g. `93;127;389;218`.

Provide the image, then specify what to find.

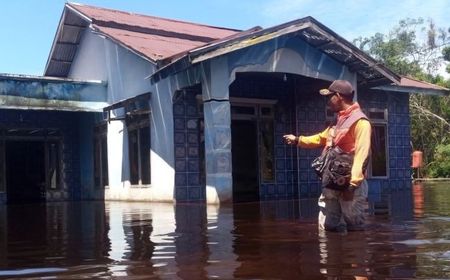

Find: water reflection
0;202;111;278
206;205;238;279
0;183;450;279
173;203;208;279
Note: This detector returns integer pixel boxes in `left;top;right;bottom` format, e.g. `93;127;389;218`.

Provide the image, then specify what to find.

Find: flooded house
0;3;447;205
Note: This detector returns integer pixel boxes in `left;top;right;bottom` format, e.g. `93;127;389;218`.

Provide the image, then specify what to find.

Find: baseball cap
319;80;354;96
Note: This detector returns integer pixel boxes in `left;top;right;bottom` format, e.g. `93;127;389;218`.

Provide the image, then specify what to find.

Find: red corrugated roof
400;76;449;91
95;26;205;60
67;3;240;62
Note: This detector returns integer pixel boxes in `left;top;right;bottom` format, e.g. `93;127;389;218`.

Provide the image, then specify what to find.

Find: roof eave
44;4;92;77
373;84;449;96
45;3;157;77
149;17;401;85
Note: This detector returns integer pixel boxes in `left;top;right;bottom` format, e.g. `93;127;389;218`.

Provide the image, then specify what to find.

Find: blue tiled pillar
173;89;205;202
203;101;232;203
202;58;233;204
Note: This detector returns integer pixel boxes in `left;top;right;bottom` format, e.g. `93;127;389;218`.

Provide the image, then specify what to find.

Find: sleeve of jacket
350;119;371;187
297;127;329;149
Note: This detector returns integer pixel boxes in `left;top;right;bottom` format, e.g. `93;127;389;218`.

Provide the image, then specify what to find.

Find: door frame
230;97;277;200
0;128;63;203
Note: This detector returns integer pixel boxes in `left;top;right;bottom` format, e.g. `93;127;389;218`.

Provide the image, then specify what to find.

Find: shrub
428;143;450;177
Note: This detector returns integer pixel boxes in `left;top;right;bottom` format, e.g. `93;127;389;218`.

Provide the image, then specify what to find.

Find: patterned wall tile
176;187;187;200
173;89;205;202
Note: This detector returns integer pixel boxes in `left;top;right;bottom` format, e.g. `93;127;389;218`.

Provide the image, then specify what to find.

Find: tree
354;18;450;176
428;143;450;177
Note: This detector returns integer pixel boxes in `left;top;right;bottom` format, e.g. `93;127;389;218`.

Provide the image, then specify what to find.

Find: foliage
428;143;450;177
410;93;450;169
353;18;450;177
354;18;450;77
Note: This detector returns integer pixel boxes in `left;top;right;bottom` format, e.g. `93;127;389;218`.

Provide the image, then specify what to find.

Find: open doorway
230;100;276;203
6;141;46;203
231;119;259;202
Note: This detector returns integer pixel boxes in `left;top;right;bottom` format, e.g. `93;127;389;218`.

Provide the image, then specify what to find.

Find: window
260;118;274;182
127;114;151;185
371;124;388;177
46;141;61;189
94;123;108;188
367;109;388;177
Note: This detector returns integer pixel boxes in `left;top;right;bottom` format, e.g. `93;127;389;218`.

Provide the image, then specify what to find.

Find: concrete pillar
201;58;233;204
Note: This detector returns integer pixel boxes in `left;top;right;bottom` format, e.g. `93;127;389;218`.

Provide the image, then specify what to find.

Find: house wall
69;29;176;202
359;90;412;201
168;36;359;203
293;84;327;198
228;75;327;200
63;28;412;204
78;113;101;199
228;77;412;201
229;76;303;200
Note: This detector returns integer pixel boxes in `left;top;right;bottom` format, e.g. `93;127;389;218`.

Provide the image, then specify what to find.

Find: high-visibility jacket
297;102;371;187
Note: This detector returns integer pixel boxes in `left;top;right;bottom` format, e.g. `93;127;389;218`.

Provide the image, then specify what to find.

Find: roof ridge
67;2;241;32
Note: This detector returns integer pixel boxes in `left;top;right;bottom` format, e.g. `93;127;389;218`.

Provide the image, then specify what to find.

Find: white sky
0;0;448;76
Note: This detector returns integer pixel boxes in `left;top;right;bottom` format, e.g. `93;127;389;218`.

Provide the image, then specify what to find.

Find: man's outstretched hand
283;134;298;145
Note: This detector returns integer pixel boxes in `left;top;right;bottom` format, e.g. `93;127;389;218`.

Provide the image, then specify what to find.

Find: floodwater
0;182;450;279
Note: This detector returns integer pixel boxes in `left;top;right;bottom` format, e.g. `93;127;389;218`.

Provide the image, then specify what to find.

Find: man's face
326;92;341;112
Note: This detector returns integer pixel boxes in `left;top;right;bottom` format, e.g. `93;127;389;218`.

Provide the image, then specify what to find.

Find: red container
411;151;423;168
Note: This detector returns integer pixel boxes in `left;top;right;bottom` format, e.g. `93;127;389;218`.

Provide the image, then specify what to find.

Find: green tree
428;143;450;177
354;18;450;176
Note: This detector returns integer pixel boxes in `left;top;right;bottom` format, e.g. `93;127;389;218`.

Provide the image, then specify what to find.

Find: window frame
126;113;151;187
94;122;109;189
45;140;62;190
366;108;389;178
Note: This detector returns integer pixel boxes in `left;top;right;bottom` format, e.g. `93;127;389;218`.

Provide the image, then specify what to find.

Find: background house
0;3;447;205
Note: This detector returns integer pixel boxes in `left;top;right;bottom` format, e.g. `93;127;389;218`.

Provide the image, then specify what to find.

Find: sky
0;0;449;76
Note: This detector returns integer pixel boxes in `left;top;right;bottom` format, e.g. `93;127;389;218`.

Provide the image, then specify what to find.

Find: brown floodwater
1;182;450;279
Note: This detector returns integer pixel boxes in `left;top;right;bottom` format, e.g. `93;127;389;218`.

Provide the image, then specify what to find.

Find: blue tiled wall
359;90;412;198
295;90;327;198
0;109;84;202
230;77;300;200
175;78;412;202
173;90;205;202
230;78;413;201
231;81;329;200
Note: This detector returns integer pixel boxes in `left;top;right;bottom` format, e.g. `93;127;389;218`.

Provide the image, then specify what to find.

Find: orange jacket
297;103;371;187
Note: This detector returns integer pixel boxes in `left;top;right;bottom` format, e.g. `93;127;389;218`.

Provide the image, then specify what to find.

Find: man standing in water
283;80;371;232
